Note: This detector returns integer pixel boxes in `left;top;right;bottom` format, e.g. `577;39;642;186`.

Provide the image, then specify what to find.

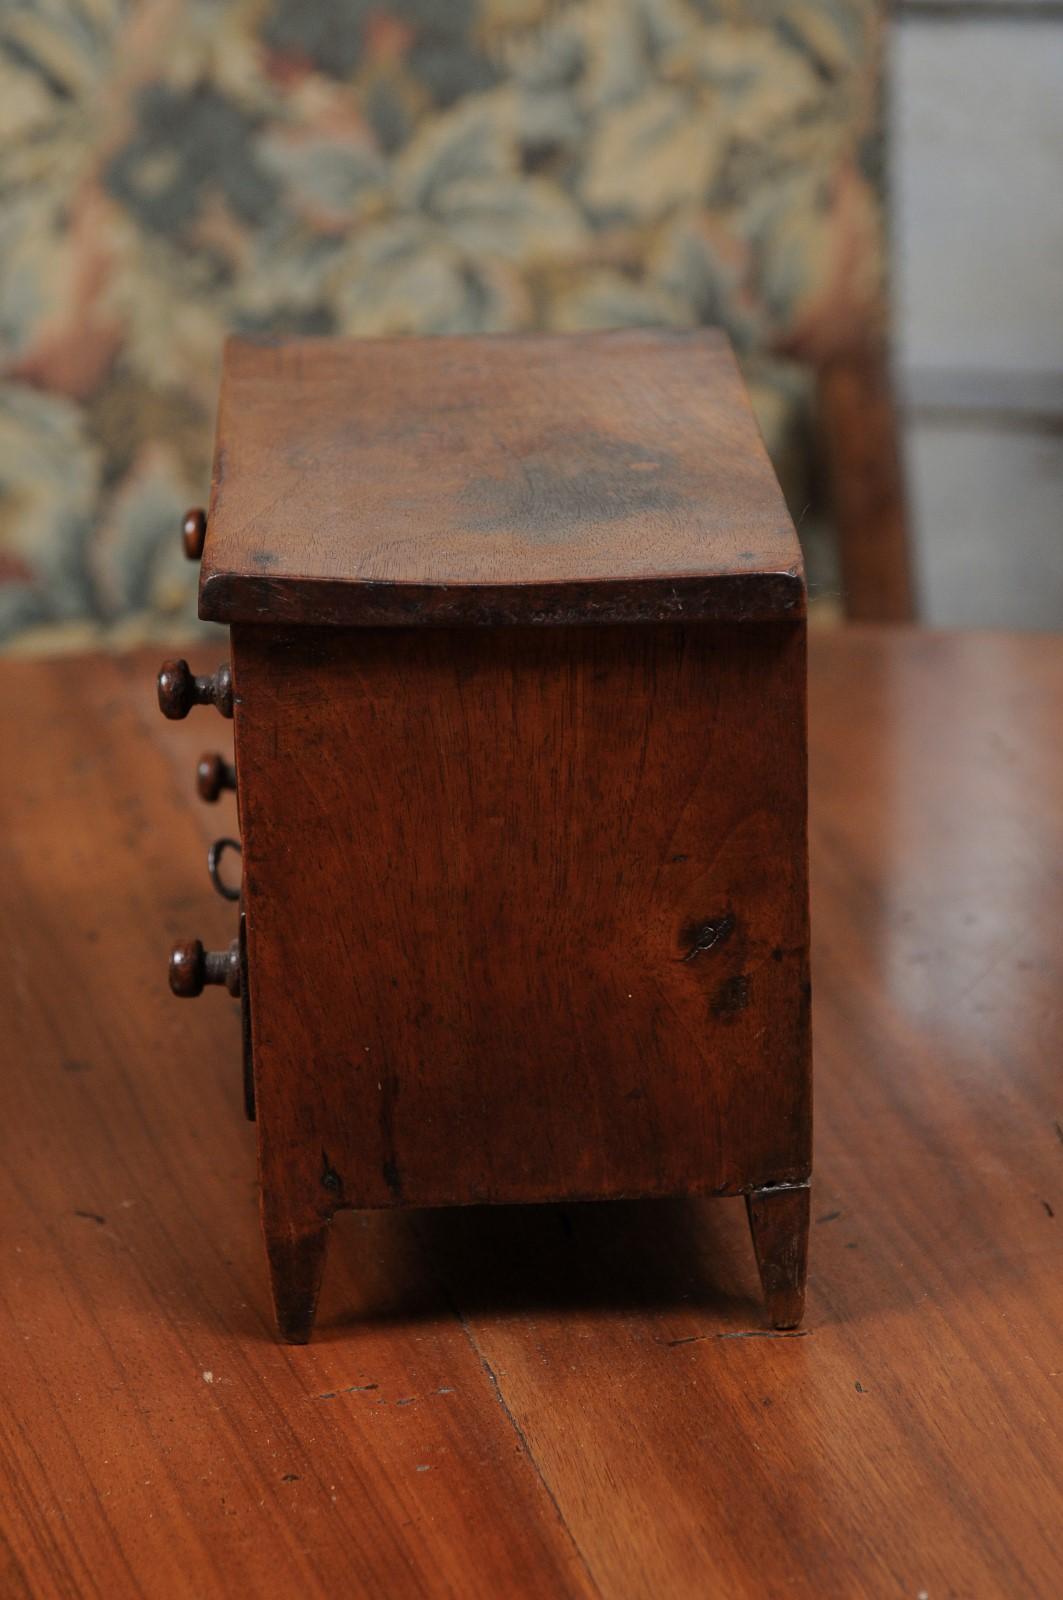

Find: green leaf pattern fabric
0;0;884;649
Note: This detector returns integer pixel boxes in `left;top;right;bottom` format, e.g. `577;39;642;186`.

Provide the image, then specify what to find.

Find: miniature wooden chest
159;330;812;1342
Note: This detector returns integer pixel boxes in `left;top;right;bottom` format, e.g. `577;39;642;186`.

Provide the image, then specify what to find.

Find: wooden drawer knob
157;659;233;720
169;938;241;998
196;752;236;802
182;507;207;560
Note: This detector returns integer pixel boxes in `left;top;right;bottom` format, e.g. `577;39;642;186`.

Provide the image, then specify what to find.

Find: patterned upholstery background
0;0;885;651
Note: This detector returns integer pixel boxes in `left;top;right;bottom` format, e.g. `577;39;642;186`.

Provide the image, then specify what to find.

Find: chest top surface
199;329;803;628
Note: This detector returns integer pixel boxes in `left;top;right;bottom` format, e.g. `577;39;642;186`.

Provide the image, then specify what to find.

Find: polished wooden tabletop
1;628;1060;1599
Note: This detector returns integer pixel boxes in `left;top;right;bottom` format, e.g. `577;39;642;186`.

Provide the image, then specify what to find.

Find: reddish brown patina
164;330;811;1342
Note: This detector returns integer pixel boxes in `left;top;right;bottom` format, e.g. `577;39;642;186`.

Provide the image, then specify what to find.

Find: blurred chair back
0;0;913;649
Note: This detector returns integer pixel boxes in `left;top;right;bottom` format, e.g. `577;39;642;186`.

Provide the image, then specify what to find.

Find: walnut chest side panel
232;620;811;1220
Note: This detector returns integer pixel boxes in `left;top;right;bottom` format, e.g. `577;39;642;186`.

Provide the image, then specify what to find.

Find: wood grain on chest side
232;619;810;1222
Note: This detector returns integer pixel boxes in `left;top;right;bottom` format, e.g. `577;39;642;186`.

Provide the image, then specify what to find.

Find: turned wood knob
169;938;241;998
157;659;233;720
196;752;236;802
182;507;207;560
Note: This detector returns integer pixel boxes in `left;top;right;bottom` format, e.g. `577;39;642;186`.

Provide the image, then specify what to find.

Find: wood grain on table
1;628;1060;1599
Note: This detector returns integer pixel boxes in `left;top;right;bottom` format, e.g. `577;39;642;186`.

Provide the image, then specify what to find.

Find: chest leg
745;1184;810;1330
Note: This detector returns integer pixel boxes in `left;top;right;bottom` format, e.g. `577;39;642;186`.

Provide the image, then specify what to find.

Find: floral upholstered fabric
0;0;885;650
